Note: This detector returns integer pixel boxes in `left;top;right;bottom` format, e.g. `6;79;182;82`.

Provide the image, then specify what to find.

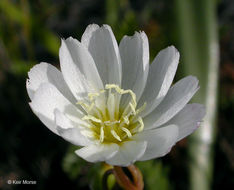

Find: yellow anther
121;127;132;137
76;101;90;109
137;118;144;132
129;102;136;115
82;115;102;123
123;116;130;125
136;102;147;115
88;92;100;101
87;102;95;112
100;126;104;142
77;84;146;144
104;120;120;125
105;84;137;107
111;130;122;141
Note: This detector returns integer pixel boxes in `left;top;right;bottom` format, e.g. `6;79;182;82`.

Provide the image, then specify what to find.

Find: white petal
59;38;103;100
54;109;91;146
106;141;147;166
29;83;83;134
143;76;199;129
26;62;76;103
75;143;119;163
138;46;179;116
81;24;122;85
164;104;206;141
81;24;100;47
120;32;149;102
133;125;178;161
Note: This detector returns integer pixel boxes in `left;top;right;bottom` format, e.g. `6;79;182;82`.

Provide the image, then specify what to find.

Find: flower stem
112;165;144;190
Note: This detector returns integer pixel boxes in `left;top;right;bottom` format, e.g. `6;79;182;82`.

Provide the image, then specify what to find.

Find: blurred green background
0;0;233;189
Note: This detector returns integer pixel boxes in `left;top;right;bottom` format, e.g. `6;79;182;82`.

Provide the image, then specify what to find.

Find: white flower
26;24;205;166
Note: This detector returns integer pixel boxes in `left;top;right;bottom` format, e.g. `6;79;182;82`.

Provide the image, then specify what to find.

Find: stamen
129;102;136;114
76;101;90;110
105;84;137;107
87;102;95;112
111;130;122;141
121;127;132;138
123;116;130;125
76;100;95;113
77;84;146;144
121;104;135;121
100;126;104;142
137;118;144;132
88;92;100;101
104;120;120;125
135;102;147;115
82;115;102;123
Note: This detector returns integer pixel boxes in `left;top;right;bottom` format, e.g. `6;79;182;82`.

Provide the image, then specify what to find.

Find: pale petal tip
60;38;66;47
162;45;179;58
193;103;206;122
60;37;77;47
186;75;199;84
81;24;100;46
61;37;71;44
87;23;100;29
102;24;111;29
27;62;47;75
139;31;147;38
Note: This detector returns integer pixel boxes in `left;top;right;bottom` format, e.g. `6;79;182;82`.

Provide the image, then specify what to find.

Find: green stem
174;0;219;189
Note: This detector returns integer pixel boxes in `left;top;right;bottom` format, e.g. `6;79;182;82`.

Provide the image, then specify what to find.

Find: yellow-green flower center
77;84;146;145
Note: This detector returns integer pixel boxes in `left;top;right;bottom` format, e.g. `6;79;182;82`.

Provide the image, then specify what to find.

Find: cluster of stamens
77;84;146;144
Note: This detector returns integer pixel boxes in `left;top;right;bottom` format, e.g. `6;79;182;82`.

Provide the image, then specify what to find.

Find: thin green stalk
174;0;219;189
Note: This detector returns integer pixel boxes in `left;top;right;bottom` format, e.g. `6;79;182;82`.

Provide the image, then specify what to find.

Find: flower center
77;84;146;145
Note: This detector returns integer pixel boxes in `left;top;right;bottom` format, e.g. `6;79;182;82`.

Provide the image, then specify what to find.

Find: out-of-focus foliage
136;161;172;190
0;0;233;190
62;145;104;190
